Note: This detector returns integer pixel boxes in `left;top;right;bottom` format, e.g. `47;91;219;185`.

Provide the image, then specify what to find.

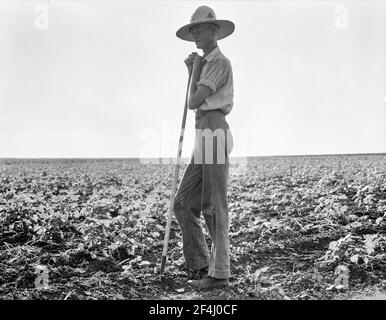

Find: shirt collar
203;46;220;63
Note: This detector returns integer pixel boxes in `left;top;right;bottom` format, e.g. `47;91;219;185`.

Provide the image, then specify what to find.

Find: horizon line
0;152;385;160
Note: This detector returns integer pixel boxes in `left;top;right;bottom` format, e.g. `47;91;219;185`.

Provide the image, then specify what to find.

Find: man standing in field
173;6;234;290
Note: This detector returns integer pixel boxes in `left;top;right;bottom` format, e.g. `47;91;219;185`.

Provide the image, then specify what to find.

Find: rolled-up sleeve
197;59;229;94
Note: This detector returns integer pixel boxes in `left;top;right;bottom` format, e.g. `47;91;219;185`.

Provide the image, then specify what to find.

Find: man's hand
192;54;203;70
184;52;202;74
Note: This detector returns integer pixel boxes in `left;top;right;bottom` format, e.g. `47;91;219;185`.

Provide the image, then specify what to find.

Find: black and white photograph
0;0;386;307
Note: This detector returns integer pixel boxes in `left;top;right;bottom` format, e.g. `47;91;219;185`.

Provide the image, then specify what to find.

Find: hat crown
190;6;217;24
176;5;234;41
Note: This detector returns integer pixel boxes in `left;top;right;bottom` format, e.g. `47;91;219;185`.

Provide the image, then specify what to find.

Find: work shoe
188;275;229;290
186;266;208;280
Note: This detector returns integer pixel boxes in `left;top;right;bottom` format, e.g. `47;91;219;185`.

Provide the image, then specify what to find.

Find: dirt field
0;155;385;300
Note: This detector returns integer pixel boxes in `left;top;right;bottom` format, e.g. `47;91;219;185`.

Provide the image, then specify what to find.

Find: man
174;6;235;290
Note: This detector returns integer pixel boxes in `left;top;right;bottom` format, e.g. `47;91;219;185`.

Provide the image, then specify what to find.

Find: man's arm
188;86;212;110
188;58;229;110
187;55;211;110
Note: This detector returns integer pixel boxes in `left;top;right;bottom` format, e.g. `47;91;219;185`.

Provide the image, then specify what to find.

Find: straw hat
176;6;235;42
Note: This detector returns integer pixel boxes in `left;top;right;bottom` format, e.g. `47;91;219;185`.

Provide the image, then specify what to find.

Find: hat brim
176;20;235;42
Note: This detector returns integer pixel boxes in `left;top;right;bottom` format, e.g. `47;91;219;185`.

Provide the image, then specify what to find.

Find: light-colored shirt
196;45;234;116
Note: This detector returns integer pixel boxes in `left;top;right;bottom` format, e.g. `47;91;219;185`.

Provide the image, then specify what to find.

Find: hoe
159;66;193;281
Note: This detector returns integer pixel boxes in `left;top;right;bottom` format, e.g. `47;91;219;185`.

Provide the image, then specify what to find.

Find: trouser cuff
185;258;209;270
208;269;230;279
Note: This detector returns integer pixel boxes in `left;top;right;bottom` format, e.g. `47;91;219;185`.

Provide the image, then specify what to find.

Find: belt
195;108;225;120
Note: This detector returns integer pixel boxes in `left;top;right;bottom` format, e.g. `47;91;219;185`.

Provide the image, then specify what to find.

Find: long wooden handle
160;68;193;280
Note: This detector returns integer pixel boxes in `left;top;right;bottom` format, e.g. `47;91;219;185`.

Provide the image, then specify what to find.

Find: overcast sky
0;0;385;158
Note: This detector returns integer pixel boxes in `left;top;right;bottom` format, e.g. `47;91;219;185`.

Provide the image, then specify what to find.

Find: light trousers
173;109;233;279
